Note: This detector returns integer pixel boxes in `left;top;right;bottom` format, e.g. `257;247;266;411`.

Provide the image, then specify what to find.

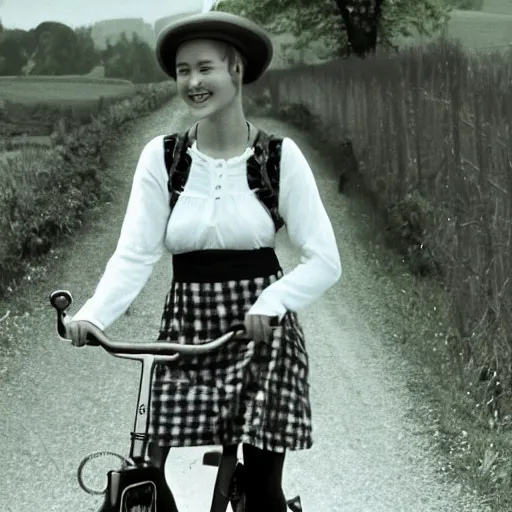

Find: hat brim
156;12;273;84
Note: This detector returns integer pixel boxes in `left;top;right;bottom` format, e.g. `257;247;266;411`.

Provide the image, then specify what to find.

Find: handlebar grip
49;289;283;351
50;290;73;310
85;332;101;347
50;290;101;346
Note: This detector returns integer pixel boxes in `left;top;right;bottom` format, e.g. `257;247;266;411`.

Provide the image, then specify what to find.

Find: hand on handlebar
243;313;279;344
50;290;280;356
66;320;102;347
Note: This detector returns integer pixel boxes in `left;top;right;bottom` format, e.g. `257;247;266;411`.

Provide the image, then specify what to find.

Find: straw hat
156;11;273;84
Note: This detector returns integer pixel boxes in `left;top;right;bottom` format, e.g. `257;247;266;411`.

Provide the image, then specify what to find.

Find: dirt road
0;98;484;511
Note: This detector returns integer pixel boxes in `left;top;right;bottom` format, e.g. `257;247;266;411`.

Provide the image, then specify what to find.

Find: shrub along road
0;97;485;511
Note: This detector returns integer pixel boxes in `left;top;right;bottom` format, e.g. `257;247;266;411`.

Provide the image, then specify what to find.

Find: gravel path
0;98;485;512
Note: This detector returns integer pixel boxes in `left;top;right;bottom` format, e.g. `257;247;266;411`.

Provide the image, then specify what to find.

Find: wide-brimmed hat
155;11;273;84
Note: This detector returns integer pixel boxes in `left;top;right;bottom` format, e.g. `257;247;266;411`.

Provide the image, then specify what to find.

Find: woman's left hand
243;313;277;344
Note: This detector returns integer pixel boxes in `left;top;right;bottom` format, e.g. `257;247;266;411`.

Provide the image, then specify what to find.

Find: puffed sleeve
248;137;342;319
71;136;171;330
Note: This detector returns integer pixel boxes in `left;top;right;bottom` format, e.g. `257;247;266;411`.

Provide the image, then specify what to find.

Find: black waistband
172;248;281;283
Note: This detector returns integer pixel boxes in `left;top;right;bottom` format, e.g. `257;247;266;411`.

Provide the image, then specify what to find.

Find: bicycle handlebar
49;290;279;357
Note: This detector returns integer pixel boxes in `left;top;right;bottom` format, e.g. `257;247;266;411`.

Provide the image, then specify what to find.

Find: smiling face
175;39;245;119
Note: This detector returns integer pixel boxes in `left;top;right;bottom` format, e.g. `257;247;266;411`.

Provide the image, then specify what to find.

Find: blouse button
215;185;221;190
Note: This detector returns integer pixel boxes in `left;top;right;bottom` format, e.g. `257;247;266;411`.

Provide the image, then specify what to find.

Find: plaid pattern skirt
147;250;313;453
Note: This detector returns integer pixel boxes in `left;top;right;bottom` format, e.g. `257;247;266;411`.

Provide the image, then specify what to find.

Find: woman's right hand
66;320;98;347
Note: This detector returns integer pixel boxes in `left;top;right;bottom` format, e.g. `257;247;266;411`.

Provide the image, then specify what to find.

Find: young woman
67;11;341;512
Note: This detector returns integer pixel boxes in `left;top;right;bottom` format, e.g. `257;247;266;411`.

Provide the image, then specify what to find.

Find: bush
276;102;322;132
384;191;441;277
0;81;175;295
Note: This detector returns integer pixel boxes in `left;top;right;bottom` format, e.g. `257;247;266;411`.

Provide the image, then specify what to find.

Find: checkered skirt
147;271;313;453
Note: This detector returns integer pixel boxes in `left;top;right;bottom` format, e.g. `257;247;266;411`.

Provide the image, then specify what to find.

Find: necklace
245;120;251;146
194;121;251;151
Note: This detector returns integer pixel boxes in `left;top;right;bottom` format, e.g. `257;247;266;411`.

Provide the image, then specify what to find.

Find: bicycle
50;289;303;512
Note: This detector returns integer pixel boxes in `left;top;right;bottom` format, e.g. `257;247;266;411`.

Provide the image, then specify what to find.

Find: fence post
268;74;281;111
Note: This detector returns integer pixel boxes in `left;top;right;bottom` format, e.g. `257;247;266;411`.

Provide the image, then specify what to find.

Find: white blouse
71;135;342;330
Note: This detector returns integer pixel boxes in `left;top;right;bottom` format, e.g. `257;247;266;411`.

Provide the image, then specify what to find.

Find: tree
129;32;166;83
0;36;26;74
29;22;81;75
217;0;450;58
0;21;101;76
0;28;33;75
74;26;101;74
337;0;384;56
101;32;169;83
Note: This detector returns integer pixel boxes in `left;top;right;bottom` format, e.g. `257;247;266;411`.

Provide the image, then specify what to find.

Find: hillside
446;9;512;50
483;0;512;14
398;9;512;51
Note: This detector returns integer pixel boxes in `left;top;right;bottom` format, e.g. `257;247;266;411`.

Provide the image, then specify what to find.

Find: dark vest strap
164;132;192;211
248;131;284;232
163;129;285;231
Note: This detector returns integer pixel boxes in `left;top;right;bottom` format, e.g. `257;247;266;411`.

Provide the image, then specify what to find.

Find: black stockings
210;443;287;512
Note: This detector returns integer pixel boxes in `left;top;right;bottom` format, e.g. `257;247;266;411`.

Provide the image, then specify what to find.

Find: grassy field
423;9;512;51
0;75;137;139
483;0;512;14
394;0;512;51
0;76;135;107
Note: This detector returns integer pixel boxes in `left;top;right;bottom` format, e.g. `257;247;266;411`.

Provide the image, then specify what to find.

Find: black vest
163;129;285;232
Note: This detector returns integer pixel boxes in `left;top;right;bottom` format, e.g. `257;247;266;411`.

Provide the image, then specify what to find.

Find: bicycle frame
50;290;252;512
50;290;301;512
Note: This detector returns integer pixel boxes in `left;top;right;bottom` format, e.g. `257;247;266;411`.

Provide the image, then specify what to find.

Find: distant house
91;18;156;49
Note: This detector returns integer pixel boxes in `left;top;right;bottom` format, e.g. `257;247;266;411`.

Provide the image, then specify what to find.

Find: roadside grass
266;100;512;512
345;195;512;512
246;32;512;507
0;81;176;299
253;92;512;509
260;20;512;512
364;208;512;512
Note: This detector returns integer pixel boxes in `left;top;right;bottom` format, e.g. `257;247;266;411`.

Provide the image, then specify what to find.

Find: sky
0;0;205;30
